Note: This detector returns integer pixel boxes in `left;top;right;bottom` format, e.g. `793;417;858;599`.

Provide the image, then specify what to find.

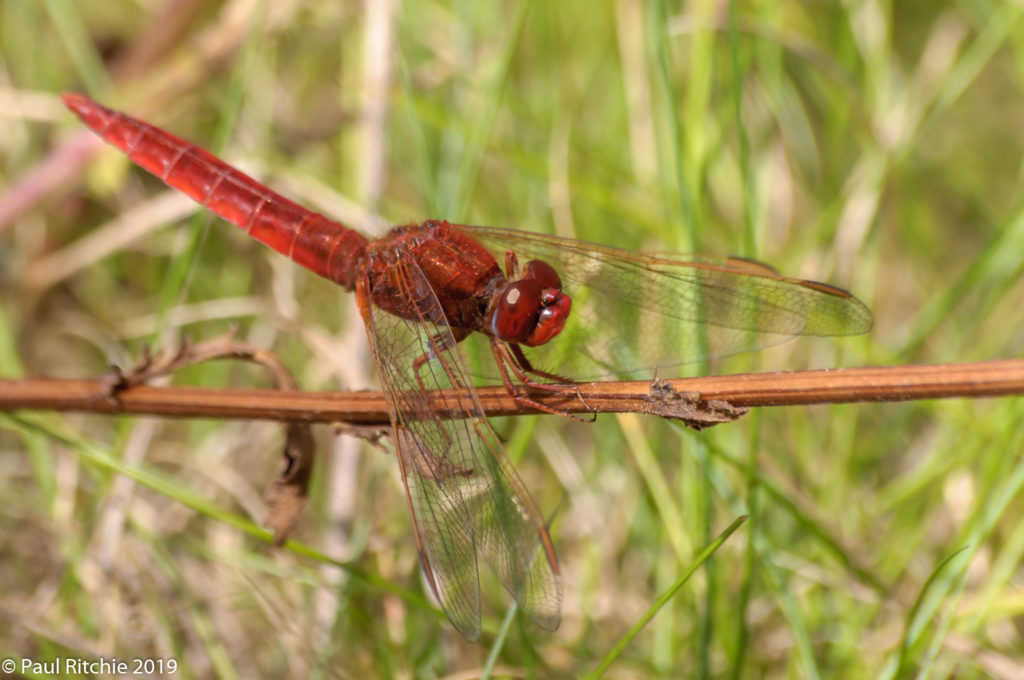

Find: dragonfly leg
508;343;573;385
410;328;469;394
490;339;595;421
504;249;522;278
397;430;474;482
357;277;474;478
407;328;474;455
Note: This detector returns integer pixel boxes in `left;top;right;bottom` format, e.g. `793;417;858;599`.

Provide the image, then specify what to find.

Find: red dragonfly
62;93;872;641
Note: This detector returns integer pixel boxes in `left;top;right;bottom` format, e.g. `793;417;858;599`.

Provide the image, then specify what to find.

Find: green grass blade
590;515;748;679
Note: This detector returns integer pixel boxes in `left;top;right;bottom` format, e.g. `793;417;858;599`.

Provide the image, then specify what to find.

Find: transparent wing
457;225;873;379
358;258;561;641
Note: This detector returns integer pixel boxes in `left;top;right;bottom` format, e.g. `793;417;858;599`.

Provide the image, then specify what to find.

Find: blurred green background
2;0;1024;677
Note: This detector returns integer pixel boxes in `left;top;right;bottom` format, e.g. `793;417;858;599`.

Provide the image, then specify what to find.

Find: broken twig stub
643;379;747;430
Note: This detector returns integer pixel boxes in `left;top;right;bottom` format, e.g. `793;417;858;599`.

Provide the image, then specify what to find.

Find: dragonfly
62;93;872;641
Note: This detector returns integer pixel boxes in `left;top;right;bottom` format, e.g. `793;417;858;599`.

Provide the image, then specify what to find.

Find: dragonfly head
490;259;572;347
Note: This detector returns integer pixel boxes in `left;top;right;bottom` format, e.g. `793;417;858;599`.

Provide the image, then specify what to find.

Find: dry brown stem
93;329;316;544
3;359;1022;425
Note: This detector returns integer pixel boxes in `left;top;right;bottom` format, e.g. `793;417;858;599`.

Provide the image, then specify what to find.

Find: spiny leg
360;277;472;478
411;327;469;394
508;343;573;385
507;343;593;415
409;327;472;456
490;339;594;421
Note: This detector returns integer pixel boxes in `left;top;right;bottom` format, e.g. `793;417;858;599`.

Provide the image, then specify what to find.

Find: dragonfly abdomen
63;94;370;290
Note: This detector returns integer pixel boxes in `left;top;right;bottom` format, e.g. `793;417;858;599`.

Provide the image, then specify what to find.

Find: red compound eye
491;279;543;343
491;258;571;346
524;260;561;290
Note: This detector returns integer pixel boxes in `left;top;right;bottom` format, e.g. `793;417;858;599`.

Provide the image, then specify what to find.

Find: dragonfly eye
523;260;561;290
491;280;543;343
490;271;572;347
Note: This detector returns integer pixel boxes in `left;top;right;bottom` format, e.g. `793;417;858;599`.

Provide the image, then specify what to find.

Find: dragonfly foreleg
490;339;594;421
508;343;573;385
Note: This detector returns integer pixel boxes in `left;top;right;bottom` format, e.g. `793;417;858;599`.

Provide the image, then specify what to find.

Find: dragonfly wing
358;257;561;640
458;225;872;379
